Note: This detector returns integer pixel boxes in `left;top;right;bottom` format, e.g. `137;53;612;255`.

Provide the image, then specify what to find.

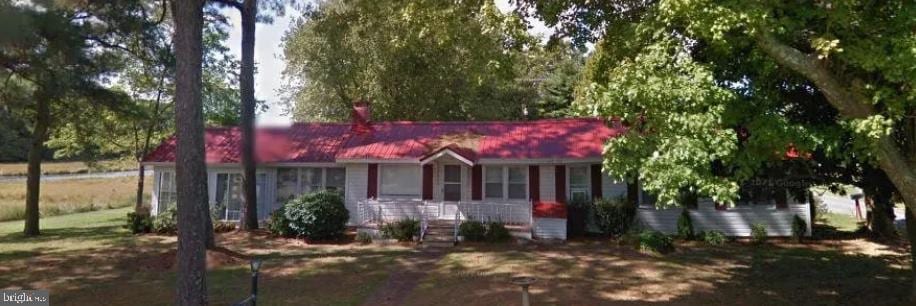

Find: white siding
345;164;368;225
539;165;556;201
534;217;566;239
150;167;162;214
637;199;812;237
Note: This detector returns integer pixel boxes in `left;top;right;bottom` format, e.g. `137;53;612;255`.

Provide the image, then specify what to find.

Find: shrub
792;215;807;242
638;230;674;254
153;206;178;234
618;226;642;248
380;219;420;242
356;232;373;244
485;222;512;242
213;221;237;233
702;230;726;246
267;206;293;237
676;209;695;240
284;190;349;240
459;220;487;242
593;197;636;236
126;208;153;234
566;198;591;237
750;223;768;245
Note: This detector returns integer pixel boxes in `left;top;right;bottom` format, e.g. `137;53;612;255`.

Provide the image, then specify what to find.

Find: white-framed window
735;184;779;207
276;168;299;204
326;168;346;192
484;166;527;201
379;165;421;197
275;167;347;204
639;188;658;207
484;166;504;199
568;165;590;202
157;171;177;213
507;166;527;199
214;173;244;220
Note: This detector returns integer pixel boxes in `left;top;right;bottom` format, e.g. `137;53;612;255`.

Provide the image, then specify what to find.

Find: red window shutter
528;165;540;202
471;165;482;200
422;164;433;200
367;164;378;199
555;166;566;204
590;164;602;200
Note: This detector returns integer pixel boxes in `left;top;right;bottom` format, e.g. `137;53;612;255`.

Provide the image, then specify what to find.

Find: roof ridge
289;117;602;126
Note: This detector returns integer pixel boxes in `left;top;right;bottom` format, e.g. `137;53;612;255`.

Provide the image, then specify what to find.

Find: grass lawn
0;176;150;221
1;209;912;306
0;159;136;177
820;212;861;232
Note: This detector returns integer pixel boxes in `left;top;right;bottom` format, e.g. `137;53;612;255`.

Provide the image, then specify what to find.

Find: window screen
380;165;420;197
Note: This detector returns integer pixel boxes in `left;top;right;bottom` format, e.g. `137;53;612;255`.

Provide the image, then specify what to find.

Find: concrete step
423;234;455;242
425;228;455;235
421;240;455;248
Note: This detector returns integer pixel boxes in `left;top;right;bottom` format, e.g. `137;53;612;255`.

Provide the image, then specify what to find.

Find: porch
356;199;533;225
356;199;535;241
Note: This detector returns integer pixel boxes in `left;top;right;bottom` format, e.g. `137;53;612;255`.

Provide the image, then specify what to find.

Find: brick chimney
351;100;372;133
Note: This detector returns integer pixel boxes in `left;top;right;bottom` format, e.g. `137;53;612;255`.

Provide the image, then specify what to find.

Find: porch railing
357;199;531;226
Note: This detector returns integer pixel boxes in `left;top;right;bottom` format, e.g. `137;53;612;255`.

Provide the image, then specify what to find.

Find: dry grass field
0;176;149;221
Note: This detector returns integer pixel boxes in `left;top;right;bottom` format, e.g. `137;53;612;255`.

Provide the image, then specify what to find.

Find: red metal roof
143;118;621;164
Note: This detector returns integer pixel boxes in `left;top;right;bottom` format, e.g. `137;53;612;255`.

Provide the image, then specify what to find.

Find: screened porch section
154;170;269;221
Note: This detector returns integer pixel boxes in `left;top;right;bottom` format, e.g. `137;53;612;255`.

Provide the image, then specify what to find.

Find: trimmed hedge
284;190;349;240
638;230;674;254
701;230;726;245
676;209;694;240
381;219;420;241
153;206;178;234
751;223;768;245
267;205;293;237
593;197;636;236
459;220;487;241
485;222;512;242
126;208;153;234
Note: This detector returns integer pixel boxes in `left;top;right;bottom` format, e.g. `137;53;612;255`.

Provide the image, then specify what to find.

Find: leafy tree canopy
281;0;539;121
518;0;915;207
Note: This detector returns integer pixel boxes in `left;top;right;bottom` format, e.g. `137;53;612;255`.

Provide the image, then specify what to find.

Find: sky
222;0;551;126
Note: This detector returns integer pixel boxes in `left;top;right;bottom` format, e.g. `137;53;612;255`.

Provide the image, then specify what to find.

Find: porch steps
421;221;457;248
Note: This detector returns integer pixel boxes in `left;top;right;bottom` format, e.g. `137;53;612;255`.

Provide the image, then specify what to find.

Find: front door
443;165;462;202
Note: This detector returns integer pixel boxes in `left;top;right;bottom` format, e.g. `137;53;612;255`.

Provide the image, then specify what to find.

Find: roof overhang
419;147;475;166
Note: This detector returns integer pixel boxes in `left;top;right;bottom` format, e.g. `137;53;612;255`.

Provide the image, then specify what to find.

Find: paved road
0;170;151;183
817;191;906;228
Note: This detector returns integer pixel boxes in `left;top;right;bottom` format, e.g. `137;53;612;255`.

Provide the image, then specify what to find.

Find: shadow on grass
402;240;912;306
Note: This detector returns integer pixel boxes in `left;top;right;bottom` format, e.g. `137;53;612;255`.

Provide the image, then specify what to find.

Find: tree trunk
23;95;49;237
239;0;259;230
172;0;209;304
904;207;916;301
755;32;916;301
865;195;896;239
135;164;146;213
